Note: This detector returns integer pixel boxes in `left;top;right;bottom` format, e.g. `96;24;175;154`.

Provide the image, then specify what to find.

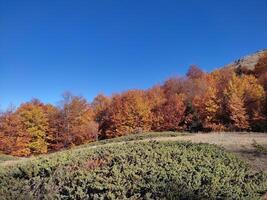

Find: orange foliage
225;74;265;130
92;94;111;124
193;86;224;131
186;65;205;79
146;86;166;108
0;109;31;156
42;104;62;150
152;94;186;131
162;77;186;98
227;93;249;130
255;52;267;122
16;101;49;154
59;92;98;147
100;90;152;138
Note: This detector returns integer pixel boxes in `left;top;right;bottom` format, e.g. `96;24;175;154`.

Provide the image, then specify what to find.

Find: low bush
0;141;266;199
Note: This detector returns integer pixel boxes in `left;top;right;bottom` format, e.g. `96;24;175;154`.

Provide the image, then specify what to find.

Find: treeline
1;54;267;156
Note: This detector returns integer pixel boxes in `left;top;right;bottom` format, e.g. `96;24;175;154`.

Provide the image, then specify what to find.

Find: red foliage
152;94;186;131
186;65;205;79
0;109;31;156
99;90;152;138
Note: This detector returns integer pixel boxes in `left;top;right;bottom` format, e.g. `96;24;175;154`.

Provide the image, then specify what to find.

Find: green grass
0;140;266;199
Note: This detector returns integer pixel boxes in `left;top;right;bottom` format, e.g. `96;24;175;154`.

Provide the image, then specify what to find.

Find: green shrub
0;141;266;199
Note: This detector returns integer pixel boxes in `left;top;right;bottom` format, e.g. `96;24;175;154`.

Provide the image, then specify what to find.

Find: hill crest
223;49;267;70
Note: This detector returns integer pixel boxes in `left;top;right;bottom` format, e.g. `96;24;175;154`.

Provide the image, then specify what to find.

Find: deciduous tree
59;92;98;147
91;94;111;124
227;93;249;130
152;94;186;131
100;90;152;138
225;75;249;130
0;108;31;156
17;101;49;154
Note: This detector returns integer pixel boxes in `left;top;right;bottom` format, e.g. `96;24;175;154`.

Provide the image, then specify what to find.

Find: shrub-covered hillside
0;141;266;199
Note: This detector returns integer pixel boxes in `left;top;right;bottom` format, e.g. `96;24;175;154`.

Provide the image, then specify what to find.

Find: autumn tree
71;106;98;145
152;94;186;131
171;66;207;132
59;92;98;147
227;93;249;130
230;53;267;131
224;74;264;130
100;90;152;138
225;75;248;130
0;108;30;156
193;87;224;131
254;52;267;129
162;77;186;98
16;100;49;154
91;94;111;124
186;65;205;79
146;86;166;130
146;86;166;109
209;68;235;96
242;75;266;131
241;75;265;115
42;104;62;151
184;66;208;102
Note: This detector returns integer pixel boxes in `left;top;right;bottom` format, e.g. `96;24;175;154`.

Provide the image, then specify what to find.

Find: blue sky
1;0;267;109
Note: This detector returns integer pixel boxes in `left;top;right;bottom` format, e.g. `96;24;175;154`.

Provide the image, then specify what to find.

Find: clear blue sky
1;0;267;109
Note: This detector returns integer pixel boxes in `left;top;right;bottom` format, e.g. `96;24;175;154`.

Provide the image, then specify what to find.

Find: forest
0;52;266;156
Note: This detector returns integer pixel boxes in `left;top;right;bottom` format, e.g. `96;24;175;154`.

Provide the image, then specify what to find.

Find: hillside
223;49;267;70
0;132;267;199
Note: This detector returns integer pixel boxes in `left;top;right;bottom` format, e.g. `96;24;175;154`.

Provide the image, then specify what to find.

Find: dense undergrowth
0;141;266;200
